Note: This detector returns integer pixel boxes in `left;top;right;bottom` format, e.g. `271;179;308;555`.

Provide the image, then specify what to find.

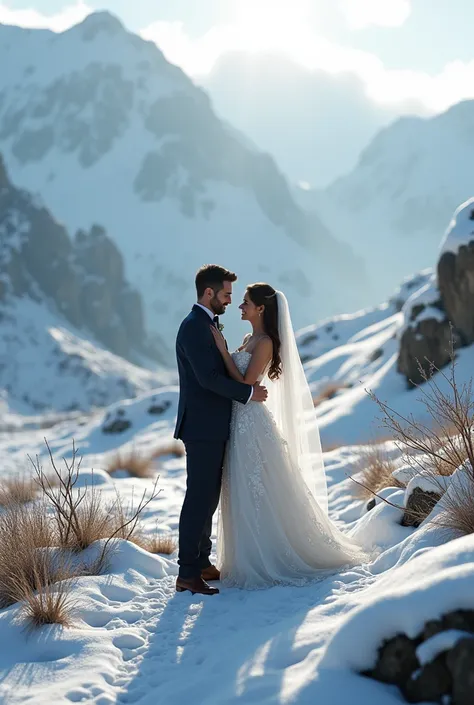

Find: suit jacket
174;305;252;442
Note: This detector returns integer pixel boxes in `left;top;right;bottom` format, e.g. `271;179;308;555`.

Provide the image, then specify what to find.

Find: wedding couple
174;264;365;595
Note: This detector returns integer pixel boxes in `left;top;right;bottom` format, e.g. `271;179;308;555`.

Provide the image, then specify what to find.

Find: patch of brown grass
21;577;74;628
106;450;154;479
0;476;38;507
150;441;185;460
134;533;177;555
0;503;75;626
354;445;404;500
313;382;348;408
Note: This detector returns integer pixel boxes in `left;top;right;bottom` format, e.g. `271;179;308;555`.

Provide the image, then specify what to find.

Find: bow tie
212;316;219;328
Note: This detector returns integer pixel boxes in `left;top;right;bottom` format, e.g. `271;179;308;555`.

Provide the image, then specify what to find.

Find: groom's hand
252;383;268;403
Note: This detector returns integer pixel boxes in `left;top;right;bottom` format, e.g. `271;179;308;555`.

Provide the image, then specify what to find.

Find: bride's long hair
247;283;282;381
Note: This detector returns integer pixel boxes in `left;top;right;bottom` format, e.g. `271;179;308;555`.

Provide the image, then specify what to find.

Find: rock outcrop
0;154;162;363
364;610;474;704
397;199;474;384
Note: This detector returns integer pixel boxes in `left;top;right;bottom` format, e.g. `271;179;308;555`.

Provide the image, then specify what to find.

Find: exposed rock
401;487;442;527
403;652;451;704
446;638;474;705
442;610;474;634
365;613;474;704
370;634;419;686
147;398;171;415
0;155;161;363
366;498;376;512
438;243;474;345
397;318;453;386
421;620;446;641
102;408;132;434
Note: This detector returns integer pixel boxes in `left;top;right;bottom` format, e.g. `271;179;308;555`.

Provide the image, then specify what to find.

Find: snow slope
0;12;367;353
0;362;469;705
309;99;474;304
0;295;171;414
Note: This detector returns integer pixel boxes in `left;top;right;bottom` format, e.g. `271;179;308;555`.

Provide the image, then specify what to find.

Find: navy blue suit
174;305;252;578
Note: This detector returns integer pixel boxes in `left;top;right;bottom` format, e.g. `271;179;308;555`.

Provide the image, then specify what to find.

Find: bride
210;283;366;589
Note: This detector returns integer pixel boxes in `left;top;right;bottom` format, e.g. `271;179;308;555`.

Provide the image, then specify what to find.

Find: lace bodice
231;350;266;382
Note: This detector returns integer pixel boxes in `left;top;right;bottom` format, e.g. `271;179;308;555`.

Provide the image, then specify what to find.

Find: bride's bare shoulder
237;333;252;351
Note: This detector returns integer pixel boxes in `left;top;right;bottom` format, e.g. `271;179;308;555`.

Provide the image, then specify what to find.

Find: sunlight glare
233;0;311;52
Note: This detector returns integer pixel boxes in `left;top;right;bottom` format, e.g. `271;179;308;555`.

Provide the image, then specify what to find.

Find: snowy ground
0;379;468;705
1;267;473;703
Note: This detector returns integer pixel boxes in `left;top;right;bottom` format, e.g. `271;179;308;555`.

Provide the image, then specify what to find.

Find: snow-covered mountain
0;11;369;352
308;99;474;304
0;154;170;413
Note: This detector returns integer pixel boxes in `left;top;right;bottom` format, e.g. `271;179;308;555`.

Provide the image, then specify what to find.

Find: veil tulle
265;291;328;514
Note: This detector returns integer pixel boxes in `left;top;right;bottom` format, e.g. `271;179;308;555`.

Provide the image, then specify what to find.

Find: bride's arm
210;328;272;385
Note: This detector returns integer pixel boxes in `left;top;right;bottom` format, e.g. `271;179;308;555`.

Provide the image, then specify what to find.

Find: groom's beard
210;295;227;316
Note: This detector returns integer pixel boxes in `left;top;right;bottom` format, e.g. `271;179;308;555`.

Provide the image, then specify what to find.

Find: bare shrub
0;476;38;507
106;449;154;479
361;340;474;529
29;441;161;572
369;345;474;482
354;445;404;500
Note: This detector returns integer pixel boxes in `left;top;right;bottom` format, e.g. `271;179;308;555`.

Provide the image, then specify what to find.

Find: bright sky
2;0;474;113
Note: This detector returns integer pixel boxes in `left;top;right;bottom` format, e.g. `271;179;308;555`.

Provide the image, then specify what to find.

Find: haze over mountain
308;98;474;301
203;51;425;188
0;11;370;355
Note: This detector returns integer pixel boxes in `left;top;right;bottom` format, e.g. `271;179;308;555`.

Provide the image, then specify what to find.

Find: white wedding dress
217;293;366;589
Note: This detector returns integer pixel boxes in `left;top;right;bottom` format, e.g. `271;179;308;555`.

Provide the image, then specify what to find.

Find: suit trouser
178;441;226;579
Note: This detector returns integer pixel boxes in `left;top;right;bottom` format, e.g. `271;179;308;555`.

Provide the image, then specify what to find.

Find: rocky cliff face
0;154;161;363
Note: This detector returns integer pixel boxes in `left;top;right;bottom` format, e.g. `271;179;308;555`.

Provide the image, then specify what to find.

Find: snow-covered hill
296;267;474;447
308;100;474;304
0;12;369;351
0;295;171;414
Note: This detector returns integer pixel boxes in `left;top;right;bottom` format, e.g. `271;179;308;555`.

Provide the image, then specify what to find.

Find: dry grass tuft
354;445;404;499
21;578;74;628
106;450;154;479
150;441;185;460
133;533;177;555
0;503;75;625
431;465;474;536
0;476;38;507
313;382;348;408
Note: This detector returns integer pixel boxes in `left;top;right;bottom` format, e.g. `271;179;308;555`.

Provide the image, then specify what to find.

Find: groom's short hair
195;264;237;297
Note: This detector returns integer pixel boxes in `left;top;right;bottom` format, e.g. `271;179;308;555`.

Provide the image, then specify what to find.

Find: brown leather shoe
176;576;219;596
201;565;221;581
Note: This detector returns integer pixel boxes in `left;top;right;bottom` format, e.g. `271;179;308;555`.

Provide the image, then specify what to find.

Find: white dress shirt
195;303;253;403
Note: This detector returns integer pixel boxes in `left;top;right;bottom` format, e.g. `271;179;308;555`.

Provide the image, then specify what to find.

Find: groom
174;264;268;596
